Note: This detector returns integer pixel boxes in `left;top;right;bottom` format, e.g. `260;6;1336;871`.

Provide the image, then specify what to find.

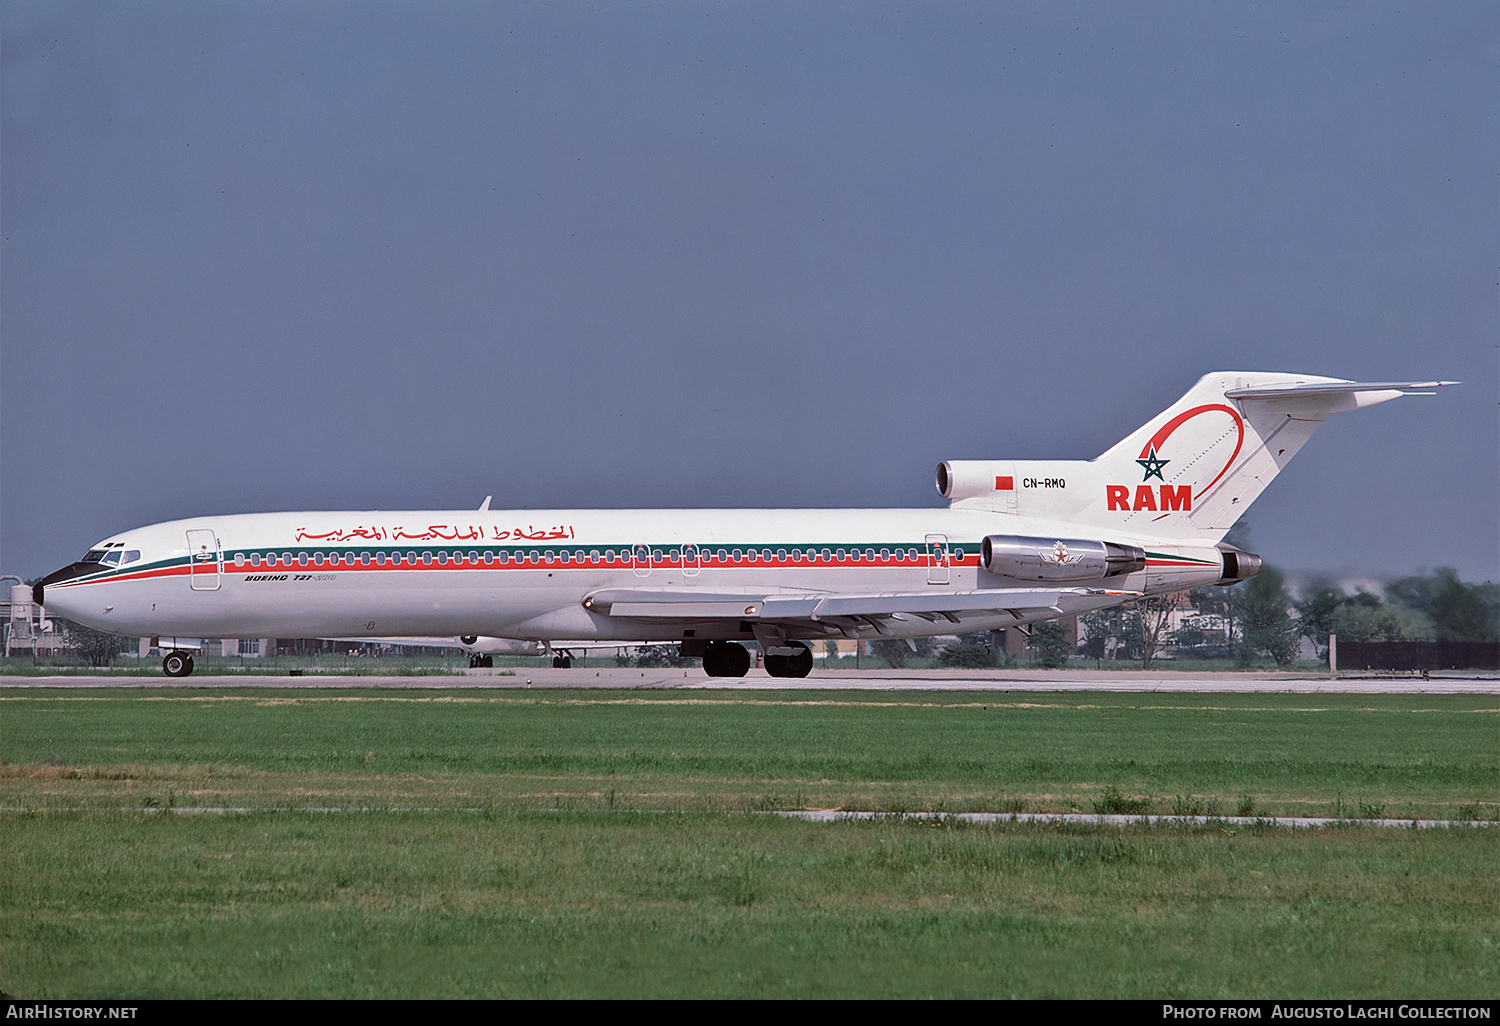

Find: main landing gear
700;640;813;678
701;640;751;678
763;641;814;679
551;650;574;668
467;655;494;668
163;651;195;677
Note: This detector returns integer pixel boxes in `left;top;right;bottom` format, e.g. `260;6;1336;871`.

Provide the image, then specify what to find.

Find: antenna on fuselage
478;496;492;511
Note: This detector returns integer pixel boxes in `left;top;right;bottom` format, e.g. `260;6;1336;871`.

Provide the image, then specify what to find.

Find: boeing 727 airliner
34;372;1454;678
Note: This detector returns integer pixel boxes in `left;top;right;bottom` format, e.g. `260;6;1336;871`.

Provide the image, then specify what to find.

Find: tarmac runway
4;667;1496;693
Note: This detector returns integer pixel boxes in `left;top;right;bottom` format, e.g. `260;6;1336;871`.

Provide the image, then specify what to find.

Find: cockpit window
121;550;141;565
83;549;108;563
102;551;123;566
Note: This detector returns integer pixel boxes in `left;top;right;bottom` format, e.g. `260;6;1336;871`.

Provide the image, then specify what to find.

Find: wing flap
585;586;1132;623
807;590;1066;617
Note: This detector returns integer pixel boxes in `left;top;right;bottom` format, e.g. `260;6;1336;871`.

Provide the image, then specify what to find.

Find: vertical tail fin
942;372;1455;543
1086;372;1453;539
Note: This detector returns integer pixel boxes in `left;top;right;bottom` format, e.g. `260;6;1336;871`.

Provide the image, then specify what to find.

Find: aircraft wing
323;636;544;655
582;586;1135;635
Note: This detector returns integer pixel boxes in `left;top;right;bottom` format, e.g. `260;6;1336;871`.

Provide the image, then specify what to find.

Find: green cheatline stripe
77;541;984;581
1143;550;1218;565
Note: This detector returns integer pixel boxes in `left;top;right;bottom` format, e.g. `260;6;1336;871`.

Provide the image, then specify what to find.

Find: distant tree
1189;585;1237;656
1294;585;1431;655
1167;614;1213;653
633;644;688;668
1385;568;1498;642
1078;608;1115;665
1117;606;1143;662
1030;620;1071;668
56;618;134;668
1431;570;1499;642
1294;584;1348;655
1133;593;1184;669
1328;602;1432;643
1384;573;1441;619
870;638;912;668
1233;567;1299;666
937;632;1000;668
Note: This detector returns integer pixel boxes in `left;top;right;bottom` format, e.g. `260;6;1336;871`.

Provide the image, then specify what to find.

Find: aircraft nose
33;561;106;607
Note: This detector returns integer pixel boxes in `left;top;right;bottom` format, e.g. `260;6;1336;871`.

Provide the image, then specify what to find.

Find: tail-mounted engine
937;461;1011;502
981;534;1146;582
1216;544;1262;585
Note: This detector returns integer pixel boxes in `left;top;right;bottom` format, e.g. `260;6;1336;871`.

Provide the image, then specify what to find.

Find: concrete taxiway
2;667;1495;693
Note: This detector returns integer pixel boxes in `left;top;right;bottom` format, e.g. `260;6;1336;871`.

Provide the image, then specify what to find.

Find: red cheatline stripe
55;552;983;585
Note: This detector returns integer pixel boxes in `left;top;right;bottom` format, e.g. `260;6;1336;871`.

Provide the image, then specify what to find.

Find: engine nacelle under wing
981;534;1146;582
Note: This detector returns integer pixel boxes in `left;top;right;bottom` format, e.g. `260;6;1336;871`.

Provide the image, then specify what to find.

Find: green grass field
1;688;1495;998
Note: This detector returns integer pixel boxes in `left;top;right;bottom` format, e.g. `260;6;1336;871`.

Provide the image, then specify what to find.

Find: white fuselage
39;506;1225;643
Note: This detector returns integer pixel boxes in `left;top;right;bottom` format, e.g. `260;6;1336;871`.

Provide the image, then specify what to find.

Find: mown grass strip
1;810;1494;999
2;688;1494;820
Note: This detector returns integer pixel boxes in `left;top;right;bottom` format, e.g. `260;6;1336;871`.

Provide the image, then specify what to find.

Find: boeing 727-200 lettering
34;372;1455;678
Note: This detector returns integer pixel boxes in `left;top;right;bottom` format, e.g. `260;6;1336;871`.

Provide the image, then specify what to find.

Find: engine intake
981;534;1145;582
936;460;1012;501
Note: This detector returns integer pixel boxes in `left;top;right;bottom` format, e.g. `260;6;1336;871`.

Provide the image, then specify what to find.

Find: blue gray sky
3;1;1495;584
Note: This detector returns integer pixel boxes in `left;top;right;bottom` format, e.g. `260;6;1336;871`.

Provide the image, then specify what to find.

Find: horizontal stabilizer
1224;380;1457;400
